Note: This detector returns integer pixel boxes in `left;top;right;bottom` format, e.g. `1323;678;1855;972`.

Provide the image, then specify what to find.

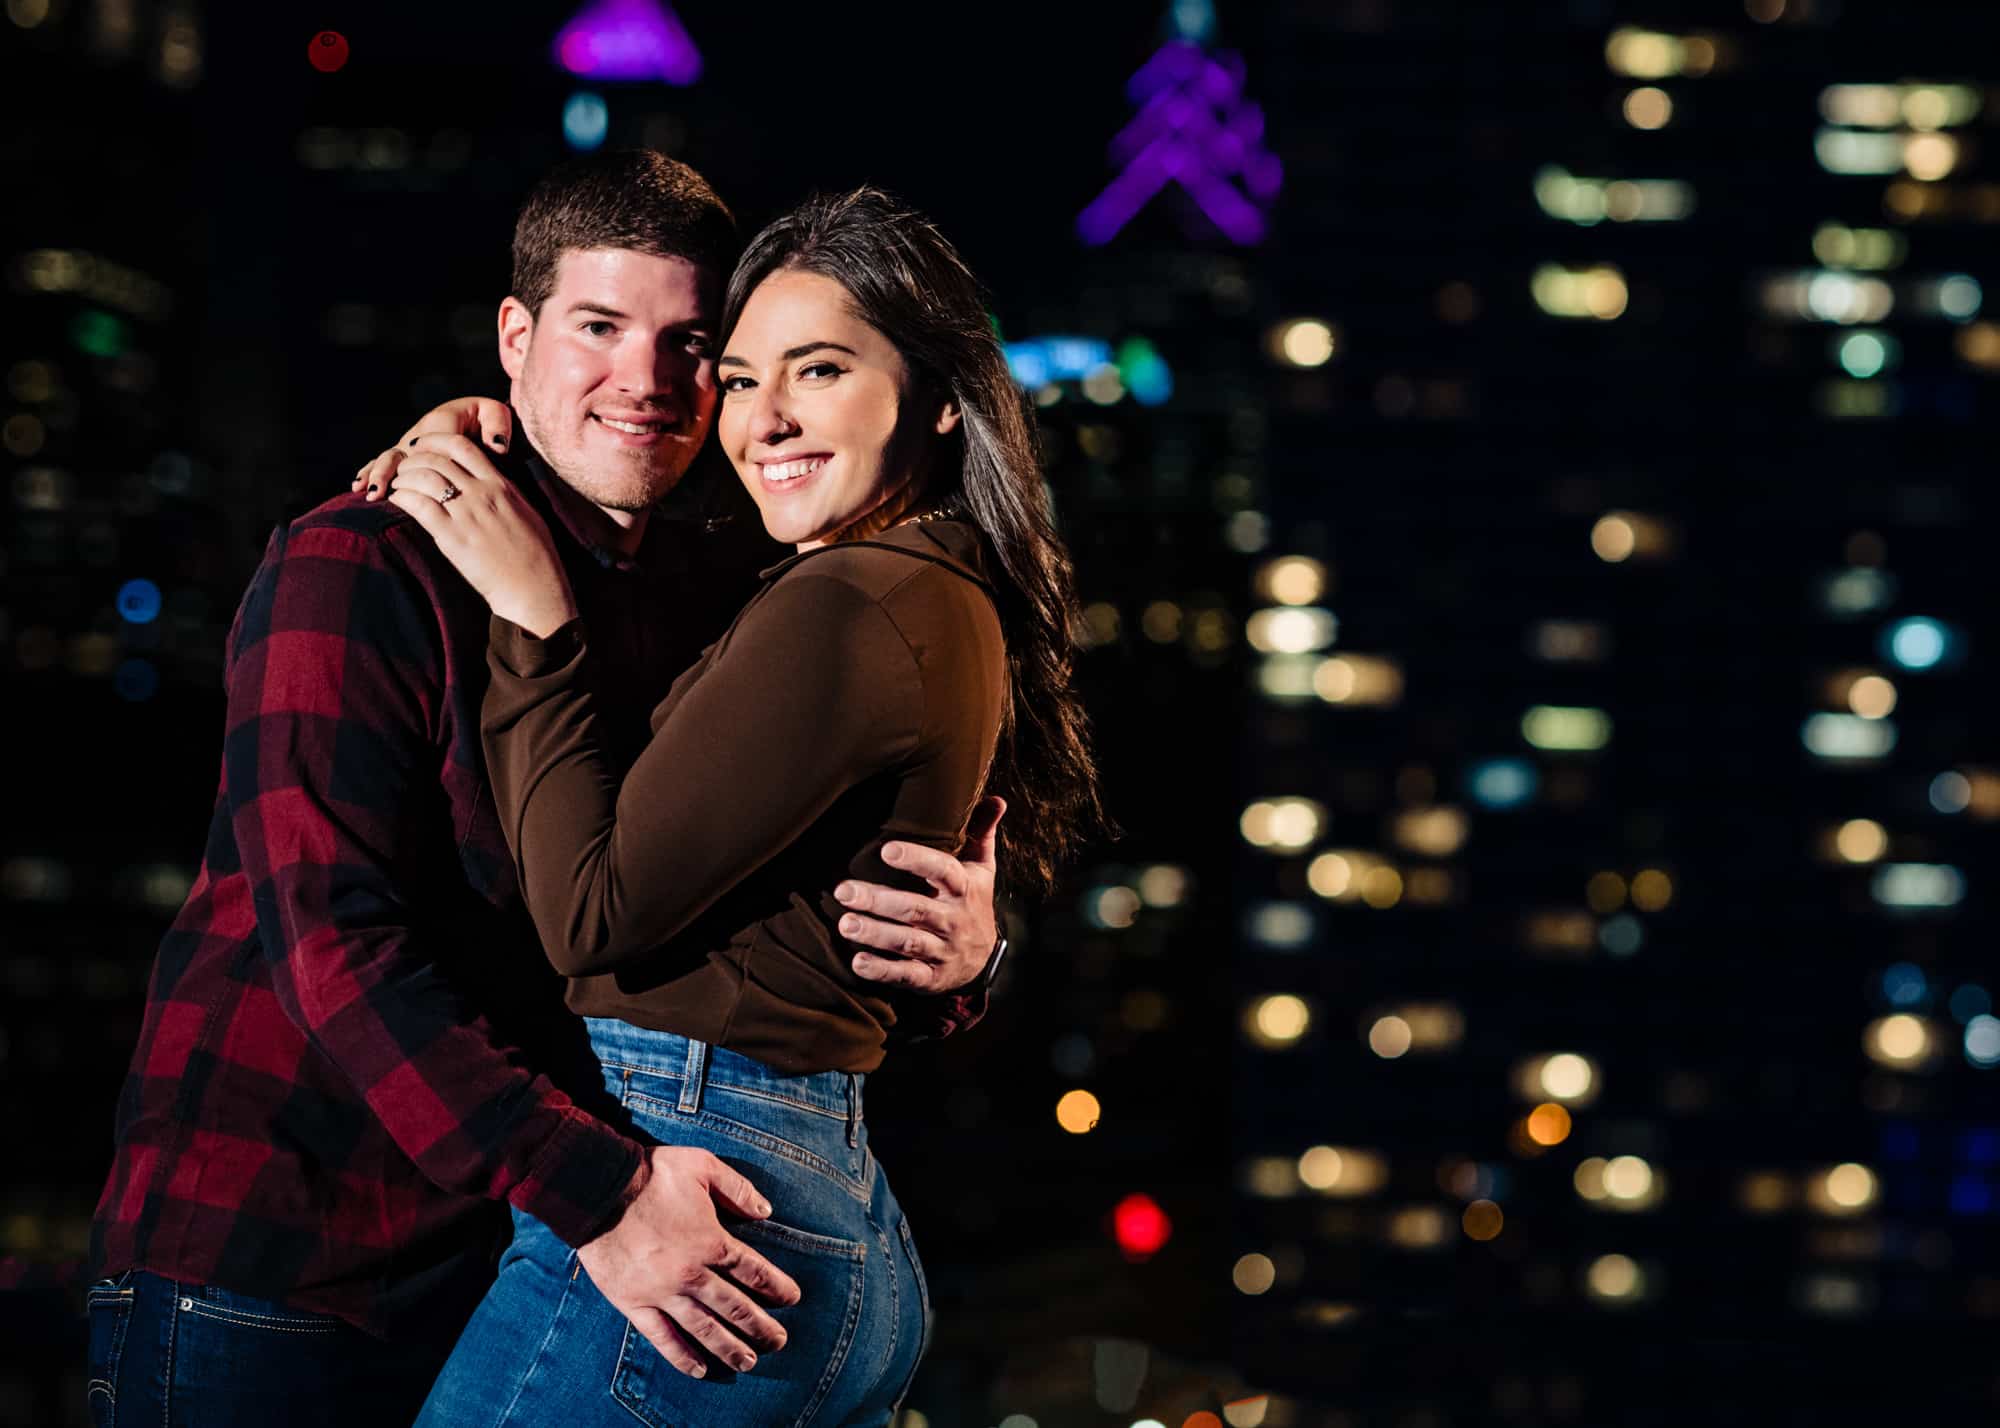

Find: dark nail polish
407;437;419;448
367;484;379;495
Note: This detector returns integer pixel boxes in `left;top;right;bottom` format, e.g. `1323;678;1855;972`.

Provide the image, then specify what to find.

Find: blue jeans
84;1269;456;1426
417;1020;933;1427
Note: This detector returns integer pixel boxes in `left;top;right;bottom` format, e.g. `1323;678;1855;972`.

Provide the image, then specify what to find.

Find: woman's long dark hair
720;188;1109;895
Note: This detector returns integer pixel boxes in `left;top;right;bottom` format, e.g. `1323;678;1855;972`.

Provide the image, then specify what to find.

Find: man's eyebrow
566;302;630;320
716;341;858;369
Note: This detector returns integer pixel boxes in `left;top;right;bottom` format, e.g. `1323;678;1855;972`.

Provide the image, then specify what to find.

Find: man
85;150;1006;1423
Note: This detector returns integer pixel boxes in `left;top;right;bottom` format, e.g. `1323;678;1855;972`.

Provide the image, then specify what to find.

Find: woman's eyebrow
717;341;858;370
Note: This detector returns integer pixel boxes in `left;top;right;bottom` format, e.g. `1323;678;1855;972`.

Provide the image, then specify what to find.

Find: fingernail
367;484;379;495
839;916;861;935
834;882;856;902
882;844;903;864
739;1355;756;1371
407;437;419;448
491;435;508;449
689;1364;705;1379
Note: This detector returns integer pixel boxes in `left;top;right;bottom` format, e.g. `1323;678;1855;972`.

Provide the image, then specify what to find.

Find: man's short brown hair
510;149;737;317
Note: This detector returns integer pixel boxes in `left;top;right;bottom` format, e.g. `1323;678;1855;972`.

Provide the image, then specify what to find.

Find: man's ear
497;297;533;382
934;397;962;437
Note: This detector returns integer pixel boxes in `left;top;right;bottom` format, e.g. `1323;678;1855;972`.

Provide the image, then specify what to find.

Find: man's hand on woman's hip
578;1146;800;1379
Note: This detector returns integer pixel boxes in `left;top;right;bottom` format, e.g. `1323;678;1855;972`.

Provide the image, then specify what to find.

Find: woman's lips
759;454;831;488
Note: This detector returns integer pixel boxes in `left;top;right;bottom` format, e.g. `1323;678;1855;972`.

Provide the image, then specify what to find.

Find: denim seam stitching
624;1092;869;1202
792;1239;865;1426
179;1301;340;1335
599;1063;848;1122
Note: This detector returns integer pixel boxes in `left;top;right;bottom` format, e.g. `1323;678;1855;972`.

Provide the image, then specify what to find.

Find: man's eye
685;334;713;355
583;321;616;338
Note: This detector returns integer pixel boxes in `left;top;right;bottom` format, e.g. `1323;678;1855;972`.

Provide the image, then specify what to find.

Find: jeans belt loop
845;1073;861;1148
678;1038;709;1116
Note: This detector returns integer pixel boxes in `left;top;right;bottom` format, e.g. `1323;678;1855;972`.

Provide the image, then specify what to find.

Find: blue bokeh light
1882;616;1954;671
1881;962;1928;1008
116;578;162;624
1468;758;1538;810
1966;1015;2000;1068
1951;984;1993;1024
563;91;610;151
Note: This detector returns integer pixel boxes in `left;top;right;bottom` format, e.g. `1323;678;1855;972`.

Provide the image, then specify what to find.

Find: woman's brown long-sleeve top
480;519;1006;1075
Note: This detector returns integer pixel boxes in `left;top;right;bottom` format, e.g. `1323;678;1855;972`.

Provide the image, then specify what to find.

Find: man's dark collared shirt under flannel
87;449;768;1336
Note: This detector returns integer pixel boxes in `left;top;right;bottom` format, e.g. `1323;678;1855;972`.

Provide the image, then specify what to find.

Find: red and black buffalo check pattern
88;458;758;1336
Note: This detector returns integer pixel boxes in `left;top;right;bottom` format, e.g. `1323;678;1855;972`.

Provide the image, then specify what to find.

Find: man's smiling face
500;246;719;514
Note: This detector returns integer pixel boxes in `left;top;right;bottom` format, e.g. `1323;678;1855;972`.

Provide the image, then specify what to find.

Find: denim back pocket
85;1277;135;1428
610;1216;865;1428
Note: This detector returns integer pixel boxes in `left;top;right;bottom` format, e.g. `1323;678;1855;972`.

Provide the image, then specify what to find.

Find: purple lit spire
1077;38;1281;246
553;0;701;85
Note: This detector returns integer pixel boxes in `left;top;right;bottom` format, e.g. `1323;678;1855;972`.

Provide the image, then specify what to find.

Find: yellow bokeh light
1739;1171;1793;1213
1246;994;1311;1048
1541;1053;1595;1101
1629;869;1673;911
1360;866;1404;909
1055;1089;1100;1134
1824;1162;1878;1209
1298;1145;1343;1190
1573;1157;1609;1201
1604;1155;1654;1201
1368;1015;1413;1059
1835;818;1888;863
1232;1252;1277;1295
1591;516;1636;562
1240;798;1324;852
1312;653;1403;706
1623;86;1673;129
1605;27;1682;78
1586;871;1627;913
1847;674;1898;719
1273;319;1336;368
1307;851;1354;899
1257;555;1328;606
1904;132;1959;182
1141;600;1182;643
1586;1253;1644;1301
1461;1199;1504;1241
1526;1102;1573;1146
1865;1013;1929;1067
1393;806;1467;857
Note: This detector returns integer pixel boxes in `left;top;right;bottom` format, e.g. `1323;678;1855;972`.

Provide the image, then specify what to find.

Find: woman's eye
720;375;754;394
798;361;841;381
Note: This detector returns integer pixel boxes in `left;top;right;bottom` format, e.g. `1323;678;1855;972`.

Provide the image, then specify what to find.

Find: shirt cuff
489;614;586;678
510;1106;646;1248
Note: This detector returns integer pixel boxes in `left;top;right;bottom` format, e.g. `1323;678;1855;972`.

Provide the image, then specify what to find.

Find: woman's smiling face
716;268;956;550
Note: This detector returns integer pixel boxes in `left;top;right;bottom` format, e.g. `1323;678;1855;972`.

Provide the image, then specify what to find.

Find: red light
1111;1192;1172;1261
308;30;349;72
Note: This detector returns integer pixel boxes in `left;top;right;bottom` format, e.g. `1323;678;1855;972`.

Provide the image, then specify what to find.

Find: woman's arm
483;572;921;977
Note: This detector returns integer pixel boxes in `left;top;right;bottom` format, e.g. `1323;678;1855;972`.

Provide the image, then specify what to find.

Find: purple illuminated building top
1077;40;1282;247
553;0;702;85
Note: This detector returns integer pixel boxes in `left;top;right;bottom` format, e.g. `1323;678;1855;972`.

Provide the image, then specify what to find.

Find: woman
370;188;1105;1425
